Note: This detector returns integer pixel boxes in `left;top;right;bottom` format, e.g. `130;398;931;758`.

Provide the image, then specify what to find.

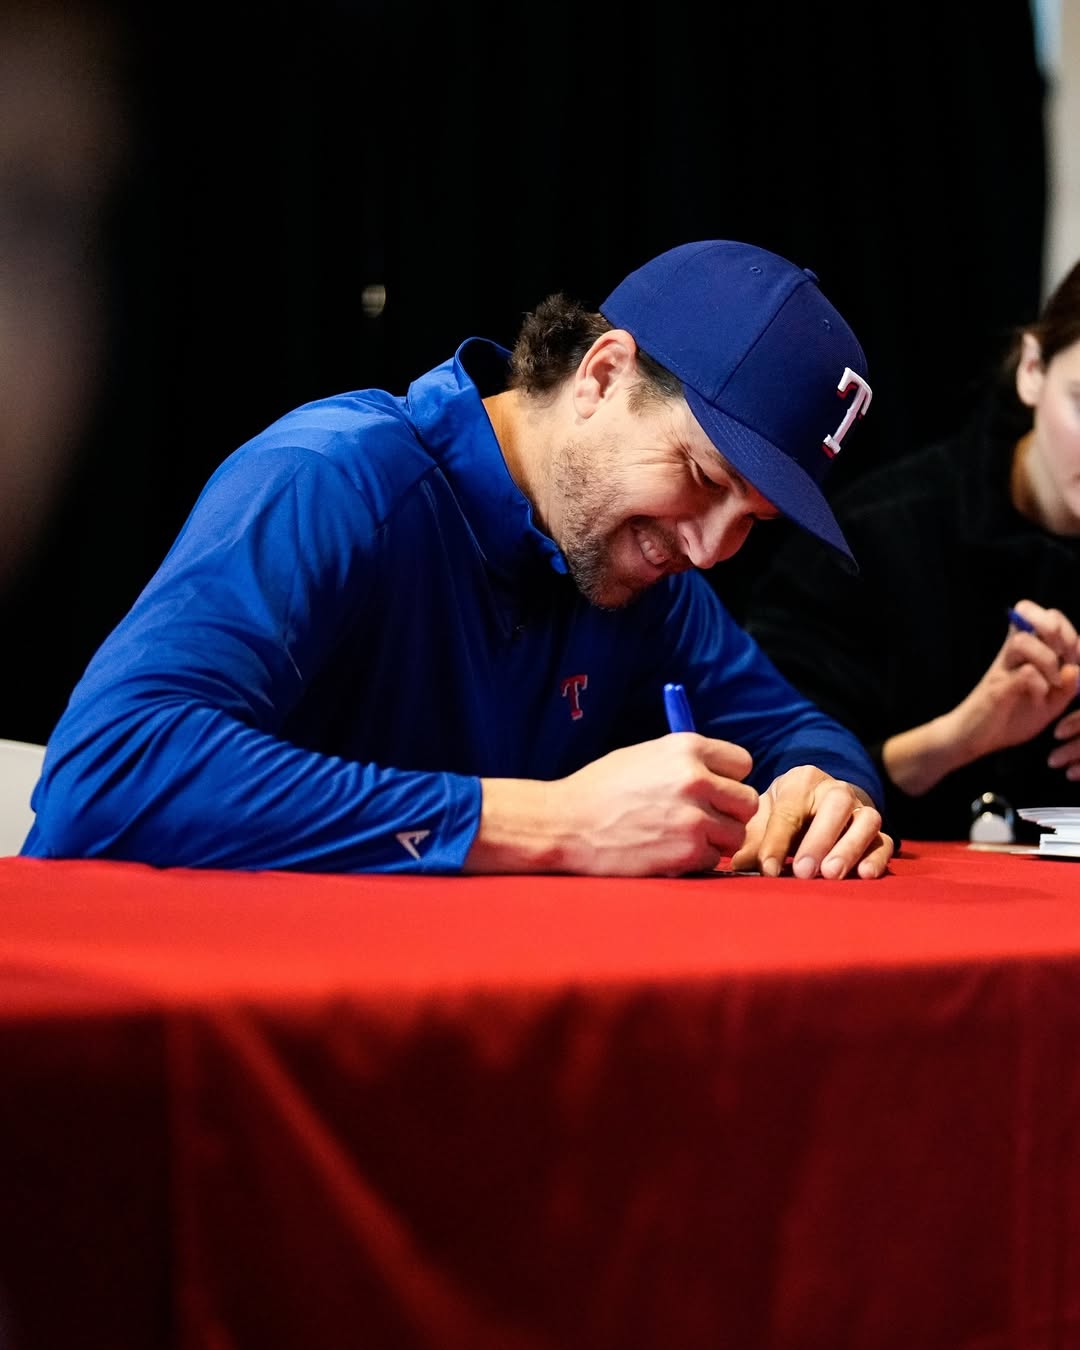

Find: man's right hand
467;734;757;876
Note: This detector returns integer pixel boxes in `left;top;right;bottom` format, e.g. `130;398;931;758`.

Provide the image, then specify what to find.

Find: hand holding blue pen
1007;604;1080;696
663;682;696;733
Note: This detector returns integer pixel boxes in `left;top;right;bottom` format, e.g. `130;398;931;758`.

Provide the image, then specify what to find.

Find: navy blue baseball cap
599;240;872;566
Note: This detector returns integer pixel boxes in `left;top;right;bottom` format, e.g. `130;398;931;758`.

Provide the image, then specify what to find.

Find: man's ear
1016;331;1045;408
572;330;637;418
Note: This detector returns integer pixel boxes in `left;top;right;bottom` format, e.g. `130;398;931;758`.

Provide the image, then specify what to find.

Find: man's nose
681;503;754;569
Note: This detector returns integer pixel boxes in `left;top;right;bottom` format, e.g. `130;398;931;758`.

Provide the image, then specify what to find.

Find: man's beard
551;433;640;610
564;532;624;609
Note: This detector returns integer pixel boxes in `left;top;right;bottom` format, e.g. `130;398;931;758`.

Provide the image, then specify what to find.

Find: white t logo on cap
822;368;873;458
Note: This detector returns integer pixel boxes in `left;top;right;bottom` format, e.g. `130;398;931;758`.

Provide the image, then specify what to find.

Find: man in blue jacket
22;240;893;878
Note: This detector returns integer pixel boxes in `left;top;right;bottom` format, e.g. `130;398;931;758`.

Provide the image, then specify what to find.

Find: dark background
1;0;1047;743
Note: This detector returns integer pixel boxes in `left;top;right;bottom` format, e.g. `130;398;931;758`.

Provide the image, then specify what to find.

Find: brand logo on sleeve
560;673;588;720
396;829;430;860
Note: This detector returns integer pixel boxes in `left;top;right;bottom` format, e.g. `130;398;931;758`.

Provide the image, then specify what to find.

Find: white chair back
0;739;46;856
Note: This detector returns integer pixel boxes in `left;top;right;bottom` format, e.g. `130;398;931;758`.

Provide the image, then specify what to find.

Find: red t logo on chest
560;673;588;720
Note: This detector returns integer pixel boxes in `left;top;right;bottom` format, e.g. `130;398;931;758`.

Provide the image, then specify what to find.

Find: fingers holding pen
653;732;760;869
956;608;1080;760
1008;600;1079;651
662;683;758;842
1008;603;1080;681
670;732;758;826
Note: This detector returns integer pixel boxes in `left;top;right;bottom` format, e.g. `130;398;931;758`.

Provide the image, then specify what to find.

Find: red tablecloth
2;843;1079;1349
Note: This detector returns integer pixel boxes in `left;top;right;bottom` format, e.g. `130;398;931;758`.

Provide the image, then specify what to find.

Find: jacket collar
406;338;568;583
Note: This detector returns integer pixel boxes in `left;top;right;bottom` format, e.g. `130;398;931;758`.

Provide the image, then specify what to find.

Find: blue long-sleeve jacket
22;339;884;872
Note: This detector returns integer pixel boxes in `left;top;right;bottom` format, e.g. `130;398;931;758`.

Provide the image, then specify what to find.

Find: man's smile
631;520;688;575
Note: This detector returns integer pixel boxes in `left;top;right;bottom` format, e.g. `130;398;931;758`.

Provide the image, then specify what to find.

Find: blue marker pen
1007;607;1036;634
663;681;760;875
663;682;696;734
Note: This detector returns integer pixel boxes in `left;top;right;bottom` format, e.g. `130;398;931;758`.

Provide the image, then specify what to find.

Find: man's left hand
729;765;893;879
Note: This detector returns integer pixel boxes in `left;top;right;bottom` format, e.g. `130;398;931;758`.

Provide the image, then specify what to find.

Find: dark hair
1002;257;1080;380
508;293;682;407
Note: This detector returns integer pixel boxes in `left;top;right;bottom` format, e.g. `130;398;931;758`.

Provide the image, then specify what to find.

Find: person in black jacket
744;259;1080;842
